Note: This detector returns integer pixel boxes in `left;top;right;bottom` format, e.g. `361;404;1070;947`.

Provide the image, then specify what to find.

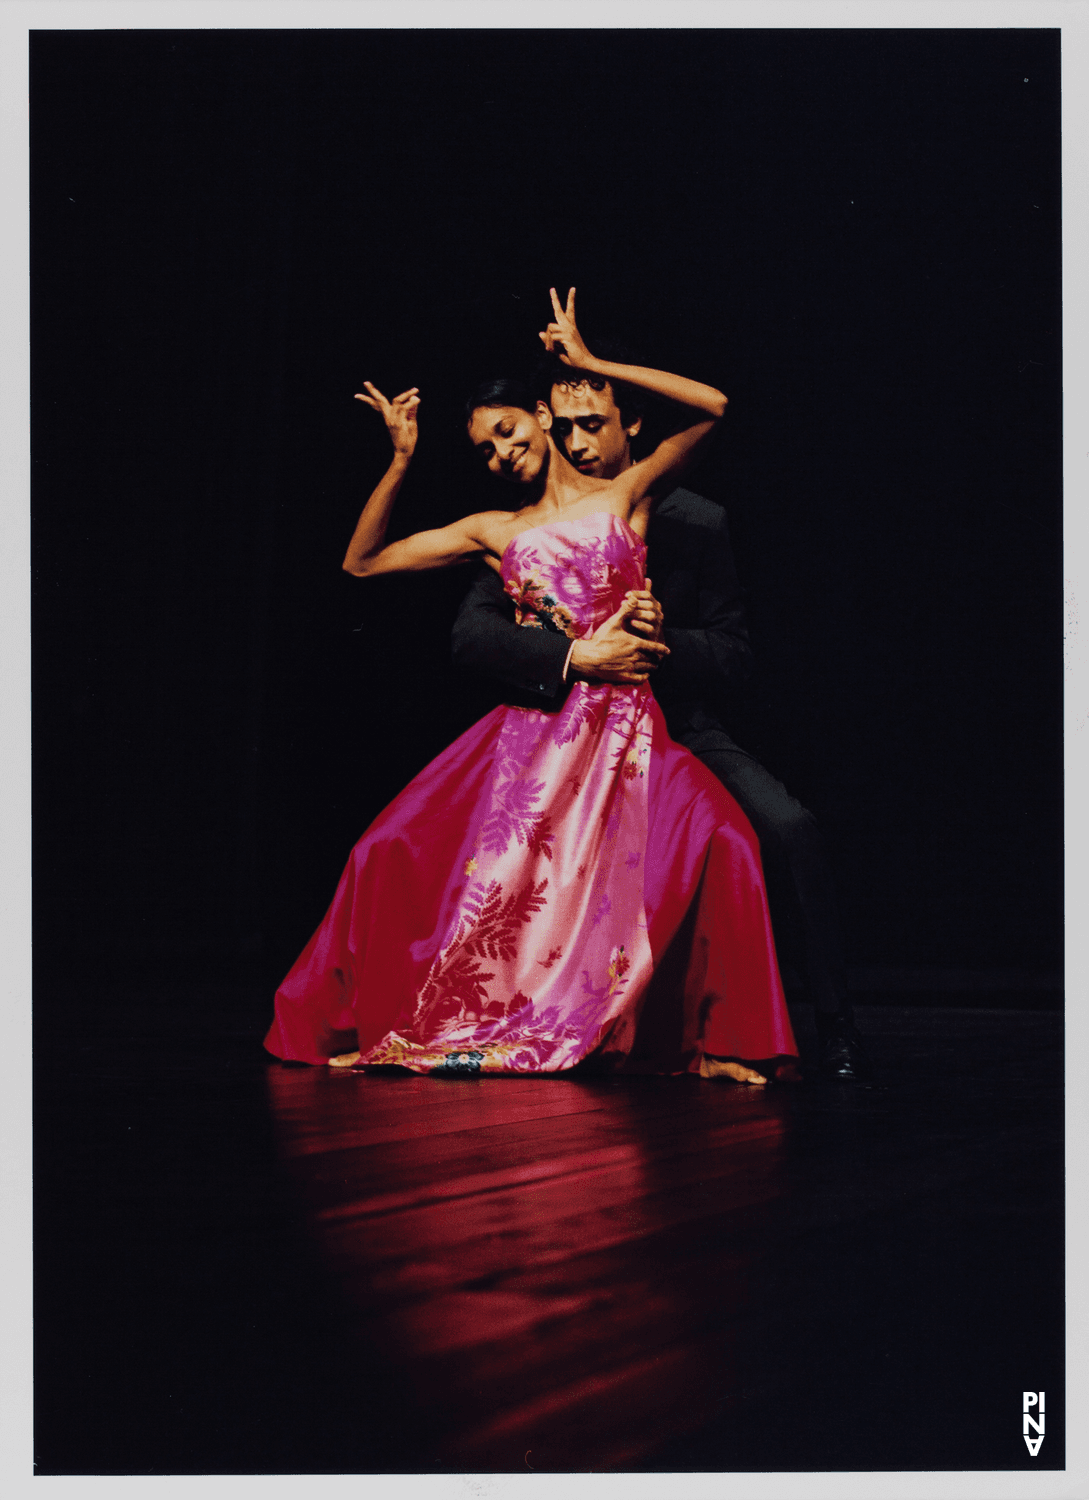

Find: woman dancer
264;290;797;1082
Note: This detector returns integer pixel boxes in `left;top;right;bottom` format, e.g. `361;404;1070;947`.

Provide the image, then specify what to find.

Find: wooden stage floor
34;998;1064;1474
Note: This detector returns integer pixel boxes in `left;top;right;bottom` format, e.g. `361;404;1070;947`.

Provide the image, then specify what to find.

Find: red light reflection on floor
266;1064;792;1468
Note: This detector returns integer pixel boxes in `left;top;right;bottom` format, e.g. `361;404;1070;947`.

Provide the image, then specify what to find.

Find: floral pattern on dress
478;758;554;861
504;517;647;640
356;512;657;1074
413;876;548;1030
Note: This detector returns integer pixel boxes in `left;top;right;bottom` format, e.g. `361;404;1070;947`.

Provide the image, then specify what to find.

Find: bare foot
328;1051;361;1068
699;1055;767;1085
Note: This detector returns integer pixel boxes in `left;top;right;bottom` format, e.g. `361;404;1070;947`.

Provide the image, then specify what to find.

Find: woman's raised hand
539;287;596;370
355;382;420;458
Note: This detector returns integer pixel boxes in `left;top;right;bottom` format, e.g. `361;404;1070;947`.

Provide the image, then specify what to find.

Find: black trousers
682;727;847;1015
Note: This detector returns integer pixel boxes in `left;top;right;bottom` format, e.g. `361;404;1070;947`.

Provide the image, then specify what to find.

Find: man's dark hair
535;337;646;430
464;377;538;425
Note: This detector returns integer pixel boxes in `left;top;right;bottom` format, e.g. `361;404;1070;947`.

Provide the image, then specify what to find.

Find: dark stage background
31;28;1062;1006
29;27;1065;1480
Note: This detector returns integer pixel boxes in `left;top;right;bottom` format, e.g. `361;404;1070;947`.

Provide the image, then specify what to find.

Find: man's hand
539;286;597;371
569;593;669;685
355;382;420;458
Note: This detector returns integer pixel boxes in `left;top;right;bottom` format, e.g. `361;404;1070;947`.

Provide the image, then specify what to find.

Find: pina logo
1023;1391;1045;1456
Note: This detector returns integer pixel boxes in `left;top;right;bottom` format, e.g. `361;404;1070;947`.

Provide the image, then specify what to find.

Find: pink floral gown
264;512;797;1075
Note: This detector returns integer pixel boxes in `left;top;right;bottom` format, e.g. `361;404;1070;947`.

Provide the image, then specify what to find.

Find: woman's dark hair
464;377;538;425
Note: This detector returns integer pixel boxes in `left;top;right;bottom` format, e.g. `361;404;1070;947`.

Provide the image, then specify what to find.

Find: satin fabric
265;512;797;1074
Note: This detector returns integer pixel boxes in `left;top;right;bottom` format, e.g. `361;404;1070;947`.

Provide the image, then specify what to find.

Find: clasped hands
569;581;668;685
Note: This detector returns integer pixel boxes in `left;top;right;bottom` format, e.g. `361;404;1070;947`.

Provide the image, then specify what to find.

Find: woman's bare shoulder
456;508;522;542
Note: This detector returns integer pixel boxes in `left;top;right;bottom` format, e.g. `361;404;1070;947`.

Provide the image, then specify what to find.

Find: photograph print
30;22;1064;1478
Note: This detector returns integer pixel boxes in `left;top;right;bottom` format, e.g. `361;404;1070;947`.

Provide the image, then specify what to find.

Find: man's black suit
451;487;849;1016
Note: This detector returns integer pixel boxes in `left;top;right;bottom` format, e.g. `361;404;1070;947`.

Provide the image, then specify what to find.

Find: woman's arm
342;382;495;577
615;419;719;514
539;288;726;510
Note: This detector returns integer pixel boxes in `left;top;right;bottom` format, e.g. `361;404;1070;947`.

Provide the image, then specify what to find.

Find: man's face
467;403;552;485
548;380;640;479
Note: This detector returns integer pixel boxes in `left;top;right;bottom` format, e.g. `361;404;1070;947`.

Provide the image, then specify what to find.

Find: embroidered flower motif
579;945;632;1010
511;572;577;636
432;1050;486;1076
503;516;646;641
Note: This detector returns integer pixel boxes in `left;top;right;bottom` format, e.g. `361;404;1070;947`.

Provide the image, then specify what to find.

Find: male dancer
451;355;871;1080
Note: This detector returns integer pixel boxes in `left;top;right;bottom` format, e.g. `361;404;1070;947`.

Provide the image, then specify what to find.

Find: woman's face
467;403;552;485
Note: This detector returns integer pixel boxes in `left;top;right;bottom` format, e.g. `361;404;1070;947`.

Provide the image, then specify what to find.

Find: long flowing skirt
265;680;797;1075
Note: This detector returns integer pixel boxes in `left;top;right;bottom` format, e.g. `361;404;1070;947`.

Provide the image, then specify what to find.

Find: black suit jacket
450;487;753;739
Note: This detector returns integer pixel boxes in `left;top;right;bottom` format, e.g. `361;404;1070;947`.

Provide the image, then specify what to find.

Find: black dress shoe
814;1007;874;1081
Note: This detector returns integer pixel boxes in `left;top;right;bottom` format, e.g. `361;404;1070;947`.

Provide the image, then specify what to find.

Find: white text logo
1023;1391;1045;1456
